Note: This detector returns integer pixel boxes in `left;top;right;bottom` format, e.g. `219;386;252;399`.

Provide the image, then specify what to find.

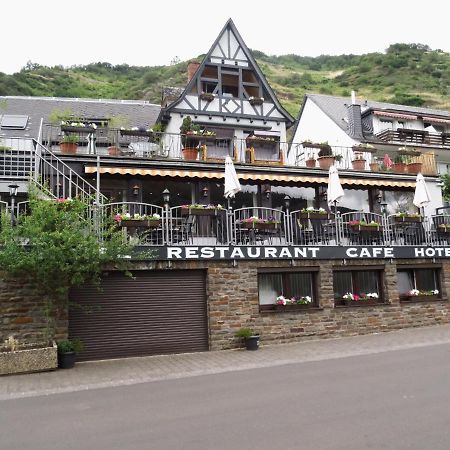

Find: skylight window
0;115;29;130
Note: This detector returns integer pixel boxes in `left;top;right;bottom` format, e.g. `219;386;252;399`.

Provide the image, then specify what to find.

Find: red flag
383;153;393;168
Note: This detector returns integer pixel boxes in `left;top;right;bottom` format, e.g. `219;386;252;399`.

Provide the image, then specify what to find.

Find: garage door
69;270;208;361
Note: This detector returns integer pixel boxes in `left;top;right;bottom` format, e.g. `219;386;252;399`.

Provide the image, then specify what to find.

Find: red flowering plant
241;216;280;225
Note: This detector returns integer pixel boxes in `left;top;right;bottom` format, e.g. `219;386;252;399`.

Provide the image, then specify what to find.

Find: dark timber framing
159;18;294;126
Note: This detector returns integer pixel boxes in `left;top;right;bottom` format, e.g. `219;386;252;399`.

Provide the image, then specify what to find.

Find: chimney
347;90;364;140
187;62;200;82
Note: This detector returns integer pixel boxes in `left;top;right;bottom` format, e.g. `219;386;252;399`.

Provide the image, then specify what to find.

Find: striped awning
85;166;416;188
373;111;418;120
422;116;450;125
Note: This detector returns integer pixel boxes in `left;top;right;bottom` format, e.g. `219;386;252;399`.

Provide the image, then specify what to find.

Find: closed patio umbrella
327;165;344;208
413;173;431;213
224;156;241;202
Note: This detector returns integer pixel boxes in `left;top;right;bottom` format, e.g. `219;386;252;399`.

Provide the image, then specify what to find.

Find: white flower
123;213;131;219
366;293;379;299
304;296;312;303
409;289;420;296
276;295;286;305
306;206;314;212
343;292;354;300
151;214;161;219
318;208;326;212
433;290;439;295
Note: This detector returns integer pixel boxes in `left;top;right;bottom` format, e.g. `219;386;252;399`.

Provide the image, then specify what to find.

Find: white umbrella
327;165;344;206
224;156;241;199
413;173;431;209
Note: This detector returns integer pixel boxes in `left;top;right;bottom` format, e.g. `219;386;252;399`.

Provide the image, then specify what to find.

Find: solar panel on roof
1;115;29;130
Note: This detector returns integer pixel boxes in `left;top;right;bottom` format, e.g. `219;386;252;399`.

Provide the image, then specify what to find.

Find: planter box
61;125;96;134
181;207;221;216
120;219;161;227
302;142;328;150
400;295;440;303
299;212;331;220
369;162;379;172
59;143;78;154
350;224;383;232
344;299;381;307
351;159;366;171
275;304;312;311
120;129;154;137
407;163;422;174
392;163;407;173
0;342;57;376
249;97;264;106
240;222;279;230
393;216;422;223
352;145;377;154
200;93;215;101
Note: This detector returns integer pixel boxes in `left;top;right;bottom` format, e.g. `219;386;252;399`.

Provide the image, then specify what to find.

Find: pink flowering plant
343;292;379;301
241;216;280;225
276;295;312;306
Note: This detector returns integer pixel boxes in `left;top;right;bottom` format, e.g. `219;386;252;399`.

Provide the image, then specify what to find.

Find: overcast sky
2;0;449;74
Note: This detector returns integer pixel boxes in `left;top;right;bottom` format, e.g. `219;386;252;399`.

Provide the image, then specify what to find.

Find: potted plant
235;327;259;350
317;144;341;170
369;157;380;172
59;134;79;154
305;157;316;168
392;155;407;173
180;116;201;161
57;338;84;369
351;151;366;171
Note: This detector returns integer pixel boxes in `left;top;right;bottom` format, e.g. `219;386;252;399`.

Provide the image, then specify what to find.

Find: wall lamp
132;184;140;196
202;186;209;198
263;184;271;199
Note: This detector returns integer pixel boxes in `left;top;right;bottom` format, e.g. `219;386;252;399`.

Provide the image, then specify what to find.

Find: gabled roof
301;93;450;139
161;18;294;126
0;96;161;139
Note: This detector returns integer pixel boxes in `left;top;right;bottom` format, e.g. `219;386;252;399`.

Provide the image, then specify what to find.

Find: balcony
92;204;450;251
376;128;450;148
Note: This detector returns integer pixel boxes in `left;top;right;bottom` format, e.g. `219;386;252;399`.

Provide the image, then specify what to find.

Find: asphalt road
1;343;450;450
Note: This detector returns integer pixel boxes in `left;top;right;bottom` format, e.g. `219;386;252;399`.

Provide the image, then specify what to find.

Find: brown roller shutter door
69;270;208;361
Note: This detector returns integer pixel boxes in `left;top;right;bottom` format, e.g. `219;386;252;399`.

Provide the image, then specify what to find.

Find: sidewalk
2;324;450;401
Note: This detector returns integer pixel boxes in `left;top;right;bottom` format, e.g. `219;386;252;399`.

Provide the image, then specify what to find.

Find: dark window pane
355;271;379;295
333;272;352;299
415;269;437;291
286;273;313;299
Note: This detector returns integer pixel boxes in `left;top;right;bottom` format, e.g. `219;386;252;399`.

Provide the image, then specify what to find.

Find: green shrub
57;338;84;354
235;327;256;339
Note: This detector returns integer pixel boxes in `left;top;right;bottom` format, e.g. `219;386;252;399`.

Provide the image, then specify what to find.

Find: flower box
181;207;222;216
400;295;440;303
120;219;161;228
240;222;279;230
344;298;381;307
352;145;377;154
393;215;422;223
200;93;215;101
0;342;57;376
120;129;154;137
61;125;96;134
299;212;331;220
249;97;264;106
350;224;383;231
274;304;312;311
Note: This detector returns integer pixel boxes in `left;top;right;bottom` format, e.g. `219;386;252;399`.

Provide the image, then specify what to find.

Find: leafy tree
0;192;132;339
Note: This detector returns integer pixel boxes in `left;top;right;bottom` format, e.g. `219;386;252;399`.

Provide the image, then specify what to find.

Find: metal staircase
0;136;105;204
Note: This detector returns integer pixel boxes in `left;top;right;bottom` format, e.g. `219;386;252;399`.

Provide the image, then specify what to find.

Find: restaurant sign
141;246;450;260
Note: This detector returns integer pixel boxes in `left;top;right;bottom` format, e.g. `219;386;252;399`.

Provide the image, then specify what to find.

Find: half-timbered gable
161;19;294;142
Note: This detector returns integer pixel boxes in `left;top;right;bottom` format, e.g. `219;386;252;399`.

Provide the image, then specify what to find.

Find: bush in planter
57;338;84;369
235;327;259;351
59;134;79;154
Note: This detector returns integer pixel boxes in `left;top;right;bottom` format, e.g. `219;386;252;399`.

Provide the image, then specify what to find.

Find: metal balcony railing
376;129;450;148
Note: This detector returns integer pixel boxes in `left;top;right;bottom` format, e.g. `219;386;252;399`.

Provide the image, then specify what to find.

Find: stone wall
0;275;67;345
2;259;450;352
205;259;450;350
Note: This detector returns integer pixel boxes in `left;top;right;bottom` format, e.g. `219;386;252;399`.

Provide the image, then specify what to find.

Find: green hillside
1;43;449;118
